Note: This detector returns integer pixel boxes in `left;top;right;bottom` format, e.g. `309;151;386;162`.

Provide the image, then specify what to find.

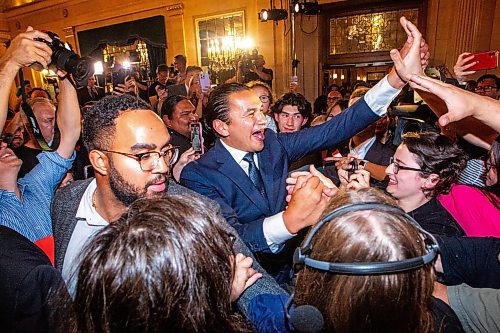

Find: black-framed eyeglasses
99;146;179;171
389;157;426;174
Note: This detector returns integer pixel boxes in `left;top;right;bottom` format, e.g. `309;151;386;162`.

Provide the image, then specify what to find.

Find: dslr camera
239;49;259;75
34;31;94;87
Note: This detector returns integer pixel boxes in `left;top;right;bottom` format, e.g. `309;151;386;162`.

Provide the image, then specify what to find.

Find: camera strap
19;69;52;151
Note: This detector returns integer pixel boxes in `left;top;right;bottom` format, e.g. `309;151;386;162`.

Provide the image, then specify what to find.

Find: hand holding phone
200;73;211;93
464;51;498;71
112;71;128;90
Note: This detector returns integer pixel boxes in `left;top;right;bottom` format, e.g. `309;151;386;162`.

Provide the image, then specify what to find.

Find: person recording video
228;52;274;88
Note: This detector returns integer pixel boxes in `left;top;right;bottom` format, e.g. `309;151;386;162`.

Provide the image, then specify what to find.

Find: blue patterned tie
243;152;266;199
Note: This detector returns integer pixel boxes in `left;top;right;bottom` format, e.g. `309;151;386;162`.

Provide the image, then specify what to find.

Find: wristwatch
358;160;368;169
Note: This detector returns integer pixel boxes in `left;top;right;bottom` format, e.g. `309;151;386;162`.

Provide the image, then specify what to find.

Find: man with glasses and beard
51;94;287;319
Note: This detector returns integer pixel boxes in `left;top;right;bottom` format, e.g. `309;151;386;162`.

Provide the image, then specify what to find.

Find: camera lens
71;57;94;87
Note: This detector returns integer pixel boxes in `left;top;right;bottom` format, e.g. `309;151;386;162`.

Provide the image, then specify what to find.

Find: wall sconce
341;74;345;80
333;73;338;79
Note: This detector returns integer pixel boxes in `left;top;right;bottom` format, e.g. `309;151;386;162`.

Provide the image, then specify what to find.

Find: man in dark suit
180;83;386;274
180;18;428;276
76;75;104;107
51;94;287;320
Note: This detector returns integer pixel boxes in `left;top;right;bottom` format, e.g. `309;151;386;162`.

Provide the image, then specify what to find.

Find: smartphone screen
465;51;499;71
200;73;211;93
190;122;204;154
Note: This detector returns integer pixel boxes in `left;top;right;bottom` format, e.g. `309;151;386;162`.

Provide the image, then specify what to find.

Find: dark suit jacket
180;97;379;253
166;83;188;97
0;226;64;333
76;86;105;107
51;178;287;316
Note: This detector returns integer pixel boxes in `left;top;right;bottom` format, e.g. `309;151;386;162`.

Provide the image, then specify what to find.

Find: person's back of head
295;188;434;333
68;195;250;333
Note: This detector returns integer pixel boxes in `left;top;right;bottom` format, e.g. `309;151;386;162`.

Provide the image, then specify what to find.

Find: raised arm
409;74;500;133
0;27;52;132
388;16;427;90
56;77;81;158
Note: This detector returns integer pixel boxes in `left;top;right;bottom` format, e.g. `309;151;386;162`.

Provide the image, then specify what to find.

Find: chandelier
207;36;254;77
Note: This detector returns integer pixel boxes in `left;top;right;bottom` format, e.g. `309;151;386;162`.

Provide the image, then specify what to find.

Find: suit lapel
215;141;270;214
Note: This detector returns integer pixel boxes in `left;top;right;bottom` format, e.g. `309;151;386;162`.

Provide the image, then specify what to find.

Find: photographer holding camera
0;27;81;259
0;27;82;331
229;52;273;88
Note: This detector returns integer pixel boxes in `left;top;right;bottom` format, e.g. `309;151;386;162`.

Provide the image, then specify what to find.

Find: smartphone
112;71;129;90
200;73;211;93
190;122;204;154
465;51;499;71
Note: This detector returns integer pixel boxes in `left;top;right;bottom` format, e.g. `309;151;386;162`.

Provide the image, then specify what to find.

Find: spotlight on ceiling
258;8;288;22
292;1;320;15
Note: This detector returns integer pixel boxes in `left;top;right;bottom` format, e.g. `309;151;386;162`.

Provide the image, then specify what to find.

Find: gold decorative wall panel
329;9;418;55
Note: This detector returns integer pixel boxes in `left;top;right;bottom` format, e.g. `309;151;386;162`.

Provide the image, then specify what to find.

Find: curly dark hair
402;132;467;197
271;92;312;120
82;94;151;152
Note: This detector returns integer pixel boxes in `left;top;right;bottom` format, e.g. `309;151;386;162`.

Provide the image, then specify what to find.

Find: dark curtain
77;16;166;56
146;44;166;80
77;16;167;80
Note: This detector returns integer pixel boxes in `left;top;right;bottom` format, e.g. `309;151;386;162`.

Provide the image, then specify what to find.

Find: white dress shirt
220;76;401;253
62;179;109;296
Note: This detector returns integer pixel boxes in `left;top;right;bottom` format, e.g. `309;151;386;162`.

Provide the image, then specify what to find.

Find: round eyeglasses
99;146;179;171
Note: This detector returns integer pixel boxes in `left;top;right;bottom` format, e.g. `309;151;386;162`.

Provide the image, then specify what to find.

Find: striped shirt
0;151;75;243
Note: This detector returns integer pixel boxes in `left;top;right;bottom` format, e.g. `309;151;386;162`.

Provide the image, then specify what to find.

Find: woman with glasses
246;80;277;132
383;132;467;236
58;195;260;333
343;131;498;237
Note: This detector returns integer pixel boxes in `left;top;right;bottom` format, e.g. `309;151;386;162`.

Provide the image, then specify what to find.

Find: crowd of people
0;16;498;333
